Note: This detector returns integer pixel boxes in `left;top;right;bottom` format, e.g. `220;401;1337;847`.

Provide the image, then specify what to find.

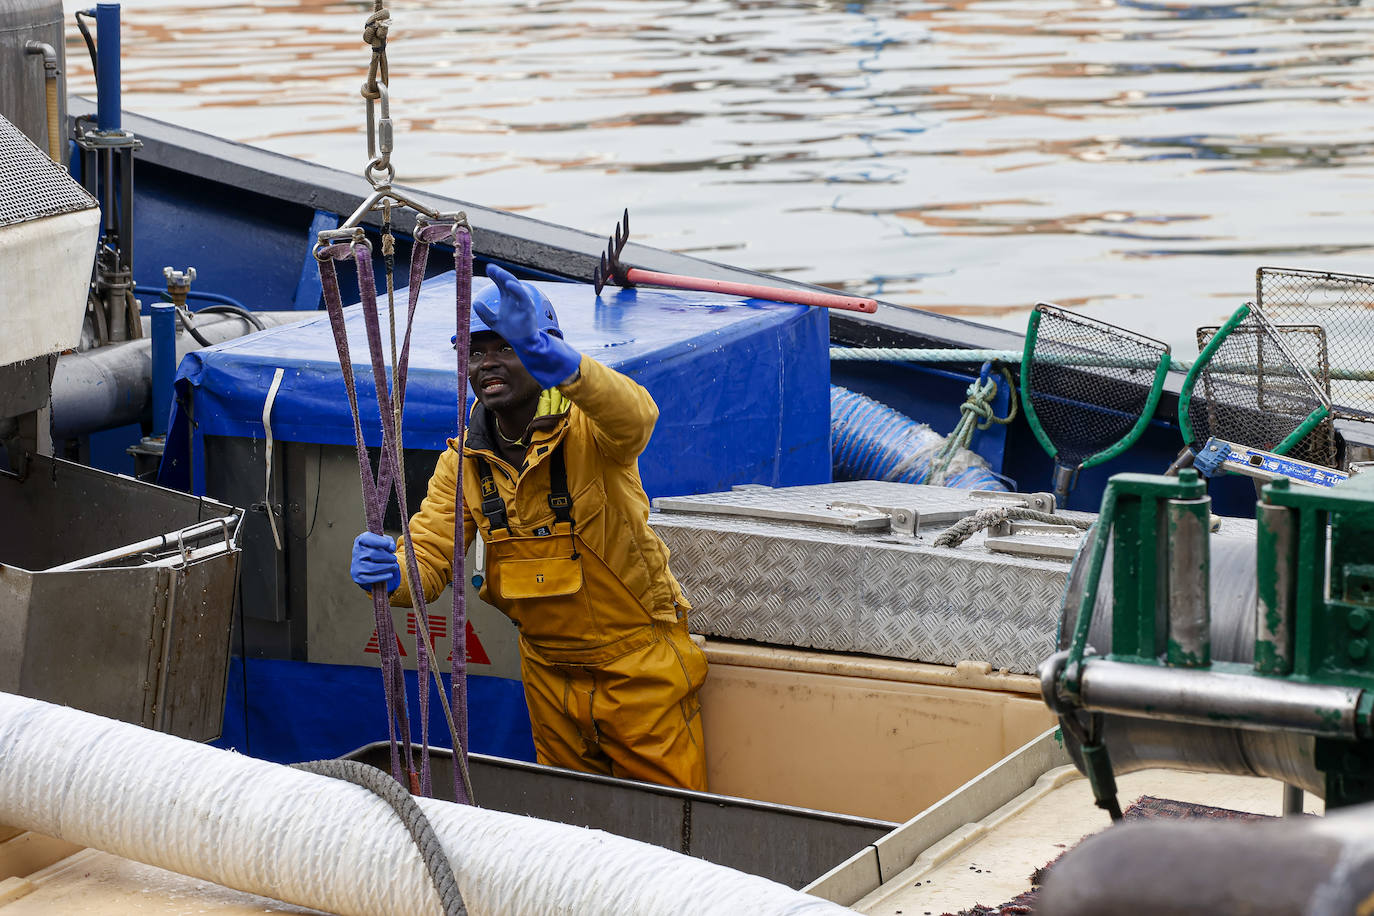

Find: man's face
467;332;542;413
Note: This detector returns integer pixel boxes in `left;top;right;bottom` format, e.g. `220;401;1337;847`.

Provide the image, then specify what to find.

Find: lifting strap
315;221;474;805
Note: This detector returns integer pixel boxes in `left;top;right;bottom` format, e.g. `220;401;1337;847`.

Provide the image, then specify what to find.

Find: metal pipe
49;311;301;440
1078;657;1363;739
150;303;175;436
1166;496;1211;667
94;3;121;133
23;41;61;161
1256;503;1297;675
47;515;239;572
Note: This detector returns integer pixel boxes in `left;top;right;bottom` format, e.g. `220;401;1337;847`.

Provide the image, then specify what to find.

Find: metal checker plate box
651;482;1081;674
653;482;1259;674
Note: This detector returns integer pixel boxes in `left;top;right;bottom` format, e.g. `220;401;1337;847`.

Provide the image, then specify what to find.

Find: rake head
591;208;633;295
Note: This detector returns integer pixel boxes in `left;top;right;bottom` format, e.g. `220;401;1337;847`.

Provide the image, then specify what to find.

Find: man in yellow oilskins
349;264;708;790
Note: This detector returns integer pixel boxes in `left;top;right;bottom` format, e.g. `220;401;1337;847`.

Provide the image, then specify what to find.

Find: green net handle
1177;303;1251;446
1021;307;1172;471
1020;308;1059;462
1273;404;1331;456
1081;353;1171;470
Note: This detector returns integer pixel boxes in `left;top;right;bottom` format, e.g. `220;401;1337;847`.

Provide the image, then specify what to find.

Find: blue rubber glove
350;531;401;593
475;265;582;388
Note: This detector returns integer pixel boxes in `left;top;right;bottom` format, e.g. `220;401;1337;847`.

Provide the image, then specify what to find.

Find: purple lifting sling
316;220;473;803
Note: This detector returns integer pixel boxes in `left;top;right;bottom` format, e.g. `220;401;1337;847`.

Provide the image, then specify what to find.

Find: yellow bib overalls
476;447;707;790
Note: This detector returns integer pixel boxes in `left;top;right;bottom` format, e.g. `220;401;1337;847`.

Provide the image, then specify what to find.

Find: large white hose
0;693;854;915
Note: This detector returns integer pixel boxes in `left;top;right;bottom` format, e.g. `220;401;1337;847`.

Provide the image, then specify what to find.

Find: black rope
292;759;467;915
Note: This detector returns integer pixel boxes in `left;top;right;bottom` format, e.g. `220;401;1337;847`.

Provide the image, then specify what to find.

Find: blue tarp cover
162;274;830;497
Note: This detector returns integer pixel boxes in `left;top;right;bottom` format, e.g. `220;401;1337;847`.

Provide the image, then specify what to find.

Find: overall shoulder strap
474;457;509;532
546;442;574;526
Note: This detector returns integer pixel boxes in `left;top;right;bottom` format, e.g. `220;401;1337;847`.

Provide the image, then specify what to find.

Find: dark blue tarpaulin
162;273;831;498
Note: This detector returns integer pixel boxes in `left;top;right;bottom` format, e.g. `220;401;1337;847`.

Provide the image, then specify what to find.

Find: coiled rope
928;362;1018;486
933;506;1092;549
293;759;466;915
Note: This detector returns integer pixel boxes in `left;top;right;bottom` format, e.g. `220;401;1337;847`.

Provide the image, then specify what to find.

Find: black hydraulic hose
290;759;467;916
74;10;98;75
162;298;264;347
197;304;267;331
173;306;214;347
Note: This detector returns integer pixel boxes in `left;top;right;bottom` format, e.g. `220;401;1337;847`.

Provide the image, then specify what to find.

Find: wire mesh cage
1192;319;1336;468
1021;303;1171;499
1257;267;1374;422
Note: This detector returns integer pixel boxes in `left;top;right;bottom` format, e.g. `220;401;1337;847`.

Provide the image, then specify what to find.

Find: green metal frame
1062;471;1208;693
1178;302;1331;455
1020;306;1172;473
1061;468;1374;808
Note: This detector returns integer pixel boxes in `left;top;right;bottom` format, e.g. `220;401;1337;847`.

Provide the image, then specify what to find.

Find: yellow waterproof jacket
390;354;690;621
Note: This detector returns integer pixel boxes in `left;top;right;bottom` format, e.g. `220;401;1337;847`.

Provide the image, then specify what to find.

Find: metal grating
0;114;97;229
1257;267;1374;422
1024;303;1170;467
1193;318;1336;468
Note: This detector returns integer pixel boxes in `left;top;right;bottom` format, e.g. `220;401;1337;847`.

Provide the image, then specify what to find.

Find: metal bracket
970;489;1056;513
828;502;918;536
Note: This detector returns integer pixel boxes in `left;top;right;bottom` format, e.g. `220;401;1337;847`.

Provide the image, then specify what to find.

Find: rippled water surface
61;0;1374;354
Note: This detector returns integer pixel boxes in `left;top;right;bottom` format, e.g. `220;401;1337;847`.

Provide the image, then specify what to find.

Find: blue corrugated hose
831;385;1009;491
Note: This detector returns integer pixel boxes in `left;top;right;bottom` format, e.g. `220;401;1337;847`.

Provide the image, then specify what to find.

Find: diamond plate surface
652;483;1085;674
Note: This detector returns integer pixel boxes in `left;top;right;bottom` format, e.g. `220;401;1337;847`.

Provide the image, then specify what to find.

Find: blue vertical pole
151;304;176;437
95;3;121;132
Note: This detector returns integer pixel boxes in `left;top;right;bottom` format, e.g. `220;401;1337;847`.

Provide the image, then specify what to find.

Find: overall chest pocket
497;552;584;600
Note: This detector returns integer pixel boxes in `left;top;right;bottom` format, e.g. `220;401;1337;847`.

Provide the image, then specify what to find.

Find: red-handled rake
591;209;878;313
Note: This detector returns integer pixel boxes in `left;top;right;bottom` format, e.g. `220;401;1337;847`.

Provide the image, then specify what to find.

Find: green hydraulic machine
1042;466;1374;816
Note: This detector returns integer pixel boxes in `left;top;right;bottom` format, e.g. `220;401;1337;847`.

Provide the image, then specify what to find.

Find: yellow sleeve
390;444;474;607
557;354;659;463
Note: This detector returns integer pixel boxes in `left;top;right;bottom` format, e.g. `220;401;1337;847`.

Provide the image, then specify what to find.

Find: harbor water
60;0;1374;357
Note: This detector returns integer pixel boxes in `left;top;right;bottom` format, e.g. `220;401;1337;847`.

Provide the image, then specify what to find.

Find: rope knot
959;393;996;430
363;9;390;48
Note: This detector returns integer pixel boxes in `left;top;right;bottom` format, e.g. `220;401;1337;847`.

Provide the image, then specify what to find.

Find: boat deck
852;767;1322;915
0;827;323;914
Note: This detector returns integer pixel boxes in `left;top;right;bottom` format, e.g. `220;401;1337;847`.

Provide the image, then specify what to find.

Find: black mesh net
1191;318;1336;468
1025;304;1169;467
1257;267;1374;422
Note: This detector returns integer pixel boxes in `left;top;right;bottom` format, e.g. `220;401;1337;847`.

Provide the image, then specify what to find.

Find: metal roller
1056;528;1325;796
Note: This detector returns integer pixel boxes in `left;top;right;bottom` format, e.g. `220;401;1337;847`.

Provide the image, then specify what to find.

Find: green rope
928;365;1018;486
829;346;1374;382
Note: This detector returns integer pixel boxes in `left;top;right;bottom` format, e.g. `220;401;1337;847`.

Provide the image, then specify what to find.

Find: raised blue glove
475;265;582;388
350;531;401;593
